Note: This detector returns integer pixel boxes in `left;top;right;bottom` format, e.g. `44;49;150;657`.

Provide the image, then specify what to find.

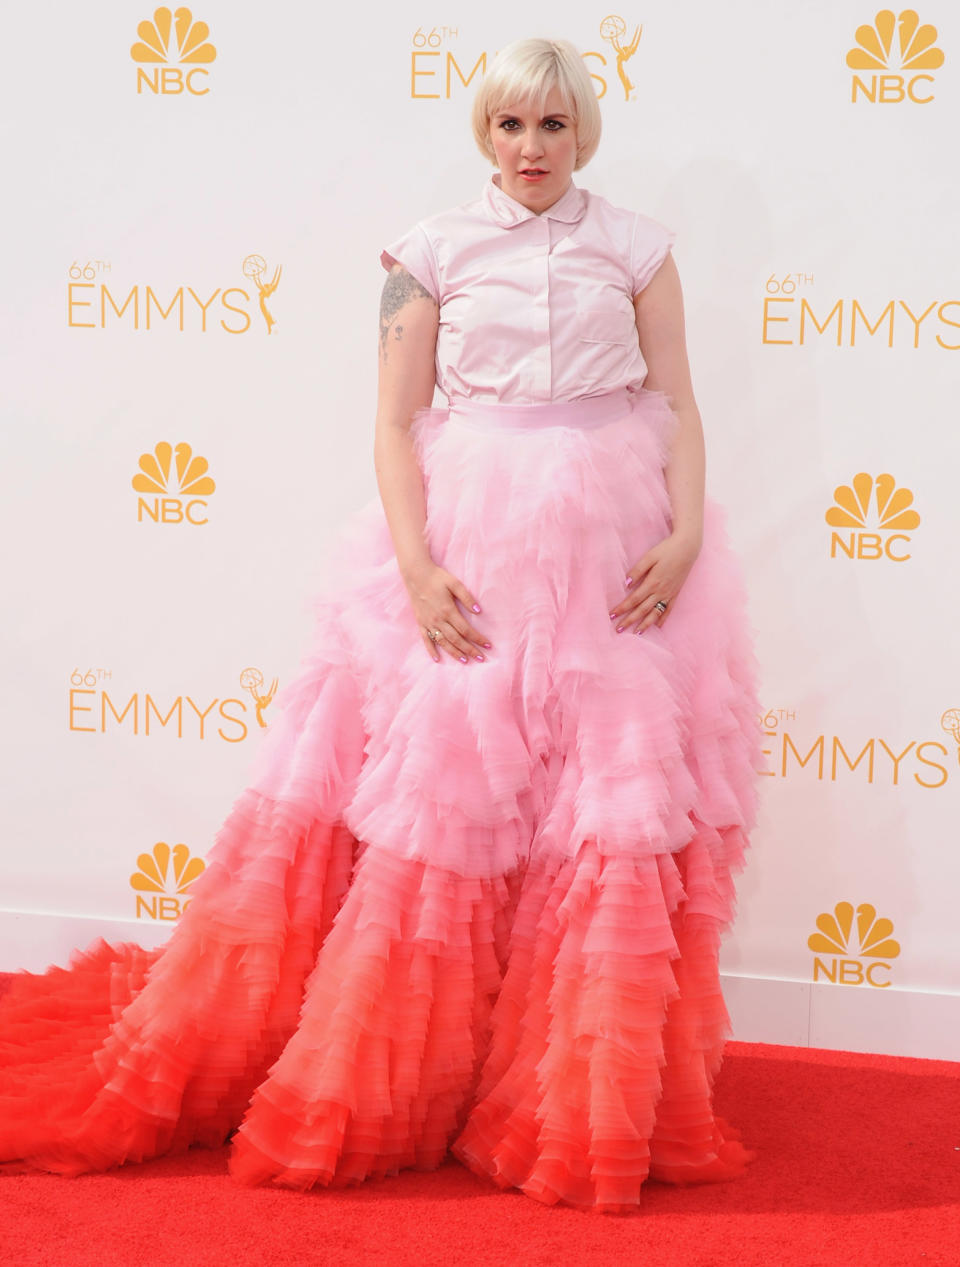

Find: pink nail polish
616;625;624;633
625;577;634;588
609;611;618;620
472;605;481;613
483;642;492;649
475;654;485;662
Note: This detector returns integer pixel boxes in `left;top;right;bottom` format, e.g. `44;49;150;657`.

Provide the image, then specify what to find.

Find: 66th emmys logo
847;10;944;103
68;255;281;334
761;275;960;349
758;706;951;788
131;7;216;95
825;472;920;561
133;442;215;525
808;901;901;987
131;841;205;920
69;667;278;741
410;17;643;102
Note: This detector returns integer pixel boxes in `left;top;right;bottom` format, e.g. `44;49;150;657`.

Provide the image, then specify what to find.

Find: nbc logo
847;9;944;104
133;442;215;525
131;6;216;95
825;472;920;561
808;901;900;987
130;841;205;920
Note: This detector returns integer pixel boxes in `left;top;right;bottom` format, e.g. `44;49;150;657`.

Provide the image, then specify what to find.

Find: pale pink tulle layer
0;389;760;1208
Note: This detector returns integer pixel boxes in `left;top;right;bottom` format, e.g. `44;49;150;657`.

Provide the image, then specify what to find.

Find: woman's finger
421;630;442;662
616;585;676;632
636;596;672;633
616;592;659;631
449;615;491;652
625;550;656;588
612;564;664;620
612;575;661;625
451;580;483;617
447;586;492;651
437;618;486;664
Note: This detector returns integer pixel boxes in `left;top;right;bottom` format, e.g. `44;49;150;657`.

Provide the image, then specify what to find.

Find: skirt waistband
443;389;635;431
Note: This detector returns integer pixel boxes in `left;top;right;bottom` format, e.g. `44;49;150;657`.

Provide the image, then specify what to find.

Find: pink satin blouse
380;173;675;405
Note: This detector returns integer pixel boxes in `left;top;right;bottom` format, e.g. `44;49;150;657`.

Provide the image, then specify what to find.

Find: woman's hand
402;560;492;664
609;531;701;634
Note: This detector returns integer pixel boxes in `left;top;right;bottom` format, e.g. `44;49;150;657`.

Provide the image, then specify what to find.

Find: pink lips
520;169;547;181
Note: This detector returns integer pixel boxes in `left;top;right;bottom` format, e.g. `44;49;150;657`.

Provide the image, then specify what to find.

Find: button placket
514;221;547;401
540;218;554;398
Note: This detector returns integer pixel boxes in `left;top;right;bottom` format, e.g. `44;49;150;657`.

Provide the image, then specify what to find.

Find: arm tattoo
379;268;435;360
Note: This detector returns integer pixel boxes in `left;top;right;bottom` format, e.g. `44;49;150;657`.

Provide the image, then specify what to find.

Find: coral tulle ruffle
0;388;760;1209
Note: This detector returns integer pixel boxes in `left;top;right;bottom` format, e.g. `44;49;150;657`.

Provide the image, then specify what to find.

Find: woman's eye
543;119;565;130
500;119;520;131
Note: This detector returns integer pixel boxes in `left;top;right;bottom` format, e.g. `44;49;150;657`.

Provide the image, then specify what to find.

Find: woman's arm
608;253;705;634
633;252;705;552
374;264;490;663
374;264;440;580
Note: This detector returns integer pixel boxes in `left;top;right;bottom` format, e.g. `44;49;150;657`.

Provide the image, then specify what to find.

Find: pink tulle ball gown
0;180;761;1213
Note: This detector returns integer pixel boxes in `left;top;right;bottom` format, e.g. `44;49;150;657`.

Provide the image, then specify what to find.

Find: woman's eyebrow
492;110;573;120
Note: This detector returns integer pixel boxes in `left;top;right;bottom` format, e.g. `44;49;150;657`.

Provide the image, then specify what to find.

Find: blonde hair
471;38;602;171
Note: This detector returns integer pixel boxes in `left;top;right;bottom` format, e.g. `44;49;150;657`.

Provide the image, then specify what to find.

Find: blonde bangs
471;38;602;171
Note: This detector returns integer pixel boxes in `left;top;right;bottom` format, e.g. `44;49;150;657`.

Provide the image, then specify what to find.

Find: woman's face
489;85;578;213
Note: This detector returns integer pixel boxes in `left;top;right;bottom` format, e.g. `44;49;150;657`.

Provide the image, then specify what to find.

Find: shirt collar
482;172;587;228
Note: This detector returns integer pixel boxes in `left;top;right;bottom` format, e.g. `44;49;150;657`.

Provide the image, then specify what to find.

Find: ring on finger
654;600;668;615
426;628;444;643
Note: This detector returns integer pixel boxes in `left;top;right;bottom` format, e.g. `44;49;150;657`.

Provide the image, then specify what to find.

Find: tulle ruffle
228;848;521;1189
452;823;755;1212
296;388;758;878
0;388;760;1206
0;784;358;1174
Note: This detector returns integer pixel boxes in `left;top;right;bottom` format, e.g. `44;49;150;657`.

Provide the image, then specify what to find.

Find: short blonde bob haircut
471;38;602;171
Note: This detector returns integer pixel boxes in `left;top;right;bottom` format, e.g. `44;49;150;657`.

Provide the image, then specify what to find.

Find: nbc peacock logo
131;6;217;95
847;10;945;103
131;841;206;920
825;472;920;561
133;441;216;525
808;901;901;987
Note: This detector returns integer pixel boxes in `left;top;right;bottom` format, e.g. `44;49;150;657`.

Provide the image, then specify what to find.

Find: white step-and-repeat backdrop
2;3;957;1059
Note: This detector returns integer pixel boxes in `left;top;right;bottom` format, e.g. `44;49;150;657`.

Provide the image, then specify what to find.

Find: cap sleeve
630;213;676;296
380;223;440;303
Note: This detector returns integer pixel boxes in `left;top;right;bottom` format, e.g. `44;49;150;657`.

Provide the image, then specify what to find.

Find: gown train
0;387;760;1210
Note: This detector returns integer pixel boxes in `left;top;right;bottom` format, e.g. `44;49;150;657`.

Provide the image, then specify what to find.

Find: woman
0;38;759;1212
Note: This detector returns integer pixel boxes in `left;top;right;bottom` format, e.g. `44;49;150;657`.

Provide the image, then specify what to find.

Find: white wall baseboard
2;911;957;1063
722;972;960;1061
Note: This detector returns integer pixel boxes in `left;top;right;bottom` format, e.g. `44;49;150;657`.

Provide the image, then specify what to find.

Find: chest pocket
577;306;636;346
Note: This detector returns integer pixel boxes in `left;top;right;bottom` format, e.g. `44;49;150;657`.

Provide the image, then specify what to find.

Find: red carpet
0;1040;958;1267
